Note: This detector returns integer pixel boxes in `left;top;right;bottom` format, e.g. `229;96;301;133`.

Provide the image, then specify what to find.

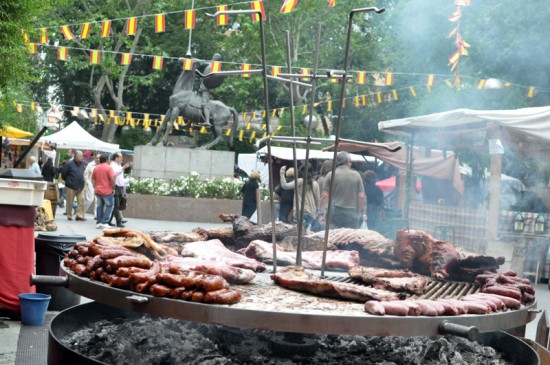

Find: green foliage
115;127;151;150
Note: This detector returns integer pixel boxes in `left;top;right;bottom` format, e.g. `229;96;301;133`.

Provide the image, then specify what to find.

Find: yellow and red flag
271;66;281;77
80;23;91;39
22;32;29;44
329;77;339;84
101;21;111;37
409;86;417;97
251;1;266;21
155;14;166;33
448;7;462;22
152;56;163;70
185;10;196;29
376;92;382;104
90;50;101;64
211;61;221;72
39;28;48;44
60;25;75;40
182;58;193;70
328;0;336;7
392;90;398;101
217;5;228;25
300;68;311;81
28;43;37;54
477;79;486;90
526;87;536;98
356;71;367;84
455;0;471;5
448;50;460;65
126;17;137;35
58;47;68;61
385;72;394;86
241;64;251;77
426;74;436;88
121;53;132;65
281;0;298;13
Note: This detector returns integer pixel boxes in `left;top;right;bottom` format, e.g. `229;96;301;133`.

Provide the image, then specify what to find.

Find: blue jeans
96;193;114;224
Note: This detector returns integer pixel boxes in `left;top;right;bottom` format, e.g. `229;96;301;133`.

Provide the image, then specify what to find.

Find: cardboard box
0;178;47;206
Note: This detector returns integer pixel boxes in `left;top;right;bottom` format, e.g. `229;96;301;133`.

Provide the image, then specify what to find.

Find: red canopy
376;176;422;192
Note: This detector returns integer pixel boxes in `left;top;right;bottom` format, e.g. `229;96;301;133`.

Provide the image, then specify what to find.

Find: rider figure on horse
198;53;222;127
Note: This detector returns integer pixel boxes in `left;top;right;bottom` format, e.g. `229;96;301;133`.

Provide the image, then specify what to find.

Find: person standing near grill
280;164;320;230
362;170;384;231
41;157;56;182
27;156;41;175
109;152;131;228
276;167;295;223
61;150;86;221
92;153;115;229
241;170;261;220
84;153;101;221
319;151;366;229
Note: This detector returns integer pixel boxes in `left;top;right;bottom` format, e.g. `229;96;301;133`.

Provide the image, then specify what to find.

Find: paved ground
0;213;548;364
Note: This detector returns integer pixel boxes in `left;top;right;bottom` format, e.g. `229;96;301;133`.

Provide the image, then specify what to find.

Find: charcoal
61;314;514;365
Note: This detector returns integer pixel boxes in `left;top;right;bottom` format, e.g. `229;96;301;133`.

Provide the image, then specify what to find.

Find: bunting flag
329;77;339;84
225;128;231;136
281;0;298;13
58;47;68;61
60;25;75;40
448;7;462;22
101;21;111;37
152;56;163;70
409;86;417;97
448;50;460;66
90;50;101;64
126;17;138;35
185;10;196;29
392;90;398;101
39;28;48;44
376;92;382;104
526;87;536;98
426;74;436;88
302;105;307;114
249;131;256;143
28;43;37;54
455;0;471;5
300;68;311;81
217;5;228;25
80;23;91;39
155;14;166;33
385;72;394;86
448;26;459;39
239;130;244;141
477;79;486;90
241;63;251;77
354;96;360;107
251;1;266;21
90;109;97;118
271;66;281;77
109;110;115;117
22;32;29;44
17;104;23;113
356;71;367;84
30;102;35;110
182;58;193;70
211;61;221;72
121;53;132;65
328;0;336;7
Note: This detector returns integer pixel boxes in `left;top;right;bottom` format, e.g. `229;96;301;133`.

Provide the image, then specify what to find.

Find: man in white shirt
84;153;100;220
109;152;131;227
27;156;41;175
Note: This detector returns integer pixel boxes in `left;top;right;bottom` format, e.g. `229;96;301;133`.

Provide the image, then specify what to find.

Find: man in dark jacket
61;150;86;221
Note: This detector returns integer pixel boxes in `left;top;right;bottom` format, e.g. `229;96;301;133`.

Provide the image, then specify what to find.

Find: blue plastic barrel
19;293;51;326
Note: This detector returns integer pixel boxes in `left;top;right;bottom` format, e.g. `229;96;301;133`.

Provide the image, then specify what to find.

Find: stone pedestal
133;145;235;180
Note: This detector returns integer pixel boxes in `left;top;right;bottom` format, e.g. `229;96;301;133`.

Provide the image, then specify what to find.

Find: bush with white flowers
128;172;269;200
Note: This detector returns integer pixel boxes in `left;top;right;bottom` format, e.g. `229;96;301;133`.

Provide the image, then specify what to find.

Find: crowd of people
28;142;132;229
241;151;385;232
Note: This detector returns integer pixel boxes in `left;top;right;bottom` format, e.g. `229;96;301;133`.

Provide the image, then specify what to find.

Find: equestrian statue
149;53;238;149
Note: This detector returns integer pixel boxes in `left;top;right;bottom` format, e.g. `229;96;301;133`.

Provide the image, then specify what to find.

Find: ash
61;315;512;365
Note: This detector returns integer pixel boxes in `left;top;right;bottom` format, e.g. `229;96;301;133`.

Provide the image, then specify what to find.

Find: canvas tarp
38;121;119;153
323;141;464;194
377;106;550;158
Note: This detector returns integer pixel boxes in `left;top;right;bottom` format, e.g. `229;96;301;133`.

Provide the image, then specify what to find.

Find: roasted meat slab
180;239;266;272
348;266;430;295
239;239;359;271
271;266;404;302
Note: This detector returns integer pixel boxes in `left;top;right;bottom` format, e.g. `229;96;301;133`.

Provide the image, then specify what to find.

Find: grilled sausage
365;301;386;315
204;289;242;305
482;285;522;301
475;293;521;310
379;301;411;316
149;283;172;297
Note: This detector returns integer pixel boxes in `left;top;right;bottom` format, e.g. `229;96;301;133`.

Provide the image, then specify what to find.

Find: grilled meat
348;266;429;295
271;266;404;302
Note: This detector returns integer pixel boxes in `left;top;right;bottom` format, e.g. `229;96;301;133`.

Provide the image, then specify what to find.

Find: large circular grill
44;263;539;337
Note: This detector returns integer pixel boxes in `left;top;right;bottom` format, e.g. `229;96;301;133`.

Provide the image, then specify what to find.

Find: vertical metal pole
285;31;301;266
404;133;415;222
186;0;195;56
321;11;357;277
296;23;322;266
257;17;277;272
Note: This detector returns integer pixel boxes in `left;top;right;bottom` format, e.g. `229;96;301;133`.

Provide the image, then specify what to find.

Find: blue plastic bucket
19;293;51;326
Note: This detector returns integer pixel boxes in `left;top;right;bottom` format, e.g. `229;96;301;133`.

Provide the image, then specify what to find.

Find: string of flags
447;0;472;87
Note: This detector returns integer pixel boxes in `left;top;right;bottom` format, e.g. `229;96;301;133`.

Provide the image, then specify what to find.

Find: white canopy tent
38;121;119;153
378;106;550;240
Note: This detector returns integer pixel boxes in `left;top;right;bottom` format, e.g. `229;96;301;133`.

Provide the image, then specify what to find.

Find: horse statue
149;57;238;149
